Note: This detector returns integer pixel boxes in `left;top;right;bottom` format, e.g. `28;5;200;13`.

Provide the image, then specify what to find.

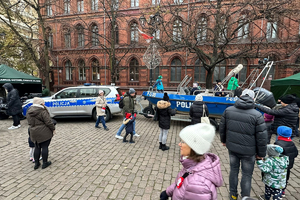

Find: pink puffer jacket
166;153;223;200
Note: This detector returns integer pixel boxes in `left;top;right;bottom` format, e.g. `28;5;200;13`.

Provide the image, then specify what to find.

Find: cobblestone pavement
0;103;299;200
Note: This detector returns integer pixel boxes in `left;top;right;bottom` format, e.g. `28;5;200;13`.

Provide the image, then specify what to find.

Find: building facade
42;0;300;94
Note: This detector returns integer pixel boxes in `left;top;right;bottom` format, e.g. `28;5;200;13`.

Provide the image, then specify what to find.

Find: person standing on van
95;90;109;131
189;94;209;125
2;83;22;129
153;75;164;93
227;76;239;91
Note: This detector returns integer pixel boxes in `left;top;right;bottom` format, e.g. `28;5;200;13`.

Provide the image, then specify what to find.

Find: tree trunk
206;68;214;89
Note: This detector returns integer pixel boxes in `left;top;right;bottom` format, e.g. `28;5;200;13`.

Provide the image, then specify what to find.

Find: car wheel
143;106;154;118
209;118;219;131
0;112;9;120
104;109;111;122
92;109;97;121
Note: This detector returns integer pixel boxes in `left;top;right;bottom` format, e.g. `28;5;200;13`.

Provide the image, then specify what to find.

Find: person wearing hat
155;92;176;151
2;83;22;129
159;123;223;200
152;75;164;93
214;80;225;97
122;112;137;143
115;88;140;139
26;97;55;170
42;85;50;97
95;90;109;131
256;144;289;200
256;94;299;140
274;126;298;197
189;94;209;125
190;83;201;95
219;89;268;200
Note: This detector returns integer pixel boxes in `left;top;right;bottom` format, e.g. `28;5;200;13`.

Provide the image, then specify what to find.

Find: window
64;0;70;14
46;2;52;16
77;25;84;47
91;59;100;80
266;22;277;39
115;59;120;81
151;67;160;81
64;32;71;48
171;58;182;82
79;88;98;97
56;88;78;99
152;0;160;5
130;23;138;43
219;15;228;42
238;16;249;39
152;29;160;40
173;20;182;42
48;33;53;48
194;59;206;82
65;60;73;80
129;59;139;81
91;0;98;11
111;25;119;45
91;25;99;46
174;0;183;4
112;0;119;10
235;58;248;82
77;0;84;12
78;60;86;80
131;0;139;7
213;60;226;82
197;17;207;42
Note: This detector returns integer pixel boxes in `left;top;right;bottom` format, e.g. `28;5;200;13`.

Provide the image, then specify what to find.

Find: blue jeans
116;118;136;136
95;116;107;129
229;151;256;198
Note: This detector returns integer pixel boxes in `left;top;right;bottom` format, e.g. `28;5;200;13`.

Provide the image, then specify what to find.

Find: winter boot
123;133;129;142
161;144;169;151
159;142;162;149
34;162;40;170
129;133;135;143
42;161;52;169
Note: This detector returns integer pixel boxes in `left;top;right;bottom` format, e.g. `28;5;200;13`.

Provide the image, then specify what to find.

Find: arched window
238;15;249;39
76;25;84;47
65;60;73;80
111;24;119;45
130;22;138;43
46;27;53;48
78;60;86;80
266;21;278;39
194;59;206;82
46;0;52;16
129;58;139;81
173;19;182;42
91;24;99;46
131;0;139;7
171;58;182;82
213;60;226;82
197;17;207;42
63;27;71;48
91;0;98;10
91;58;100;80
77;0;84;12
235;58;248;82
64;0;70;14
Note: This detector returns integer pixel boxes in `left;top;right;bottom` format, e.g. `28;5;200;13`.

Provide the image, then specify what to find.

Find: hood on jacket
2;83;13;92
234;95;255;110
229;77;235;83
181;153;223;187
27;105;45;118
157;100;171;109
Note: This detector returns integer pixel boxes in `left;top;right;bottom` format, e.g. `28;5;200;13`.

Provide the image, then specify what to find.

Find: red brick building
42;0;300;94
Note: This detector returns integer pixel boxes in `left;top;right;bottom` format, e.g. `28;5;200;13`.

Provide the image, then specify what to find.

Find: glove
160;190;169;200
134;113;137;117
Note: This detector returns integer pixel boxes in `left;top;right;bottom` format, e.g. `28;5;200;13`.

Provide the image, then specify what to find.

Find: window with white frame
78;60;86;80
65;60;73;80
91;25;99;46
266;21;277;39
46;1;52;16
131;0;139;7
238;16;249;39
174;0;183;4
77;25;84;47
77;0;84;12
173;19;182;42
64;30;71;48
130;23;138;43
91;0;98;11
213;60;226;82
197;17;207;42
129;59;139;81
48;33;53;48
194;59;206;82
91;59;100;80
64;0;70;14
152;0;160;5
171;58;182;82
111;25;119;44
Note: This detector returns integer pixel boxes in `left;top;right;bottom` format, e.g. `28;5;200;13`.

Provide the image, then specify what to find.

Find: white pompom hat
179;123;215;155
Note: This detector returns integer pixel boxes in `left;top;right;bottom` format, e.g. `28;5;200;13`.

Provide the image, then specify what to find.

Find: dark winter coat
256;103;299;138
2;83;22;116
26;105;55;144
189;101;209;125
275;139;298;169
123;115;136;133
190;87;200;95
122;92;135;117
156;100;176;129
219;95;268;157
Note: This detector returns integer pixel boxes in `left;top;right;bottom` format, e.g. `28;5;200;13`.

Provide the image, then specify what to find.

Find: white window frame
64;0;71;14
174;0;183;4
131;0;139;7
130;23;139;43
173;20;182;42
64;33;71;48
91;0;98;11
266;21;277;39
77;0;84;12
46;3;52;16
92;25;99;46
238;16;249;39
65;61;73;80
197;17;207;42
152;0;160;5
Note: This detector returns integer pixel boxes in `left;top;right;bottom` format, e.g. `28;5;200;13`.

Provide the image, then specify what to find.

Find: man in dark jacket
189;94;209;125
2;83;22;129
115;88;140;139
219;89;268;200
256;94;299;141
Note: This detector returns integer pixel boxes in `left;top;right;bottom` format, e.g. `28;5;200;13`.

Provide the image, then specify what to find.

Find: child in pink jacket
160;123;223;200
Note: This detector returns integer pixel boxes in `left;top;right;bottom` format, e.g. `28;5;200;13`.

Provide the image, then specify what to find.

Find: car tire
92;108;111;122
0;112;9;120
143;106;154;118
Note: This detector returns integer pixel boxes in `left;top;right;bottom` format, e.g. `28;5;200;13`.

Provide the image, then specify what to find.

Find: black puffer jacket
219;95;268;157
2;83;22;116
275;139;298;169
256;103;299;137
189;101;209;125
156;100;176;129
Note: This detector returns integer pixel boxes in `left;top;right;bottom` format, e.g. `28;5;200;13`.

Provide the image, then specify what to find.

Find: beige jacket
95;96;107;116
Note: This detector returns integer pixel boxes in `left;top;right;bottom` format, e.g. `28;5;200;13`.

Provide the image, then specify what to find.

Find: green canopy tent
271;72;300;100
0;64;42;97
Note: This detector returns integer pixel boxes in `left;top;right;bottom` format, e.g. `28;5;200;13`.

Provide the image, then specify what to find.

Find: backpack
119;97;124;109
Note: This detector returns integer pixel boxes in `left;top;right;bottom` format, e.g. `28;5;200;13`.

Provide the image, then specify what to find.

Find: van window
79;88;98;98
56;89;78;99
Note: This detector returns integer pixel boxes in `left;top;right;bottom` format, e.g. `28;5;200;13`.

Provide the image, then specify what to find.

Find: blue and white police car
22;84;123;122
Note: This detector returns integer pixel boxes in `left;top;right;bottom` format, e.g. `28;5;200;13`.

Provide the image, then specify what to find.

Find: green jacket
257;156;289;189
227;77;239;90
42;88;50;97
122;92;135;117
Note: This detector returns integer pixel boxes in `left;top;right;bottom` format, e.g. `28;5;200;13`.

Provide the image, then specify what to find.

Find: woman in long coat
189;94;209;125
95;90;109;130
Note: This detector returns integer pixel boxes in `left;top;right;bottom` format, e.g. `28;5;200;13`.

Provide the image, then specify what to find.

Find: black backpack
119;97;124;109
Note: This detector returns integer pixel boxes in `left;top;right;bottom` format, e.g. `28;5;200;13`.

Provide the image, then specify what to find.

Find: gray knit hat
129;88;136;94
195;94;203;101
267;144;283;157
32;97;45;105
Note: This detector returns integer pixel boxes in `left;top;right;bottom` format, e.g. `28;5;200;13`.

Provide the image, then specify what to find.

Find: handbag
201;104;210;124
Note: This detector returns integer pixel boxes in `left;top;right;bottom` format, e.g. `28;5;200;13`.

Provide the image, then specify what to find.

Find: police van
22;84;122;122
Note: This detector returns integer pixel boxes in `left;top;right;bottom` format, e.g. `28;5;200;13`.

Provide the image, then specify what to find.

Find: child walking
95;90;109;130
257;144;289;200
274;126;298;197
123;112;137;143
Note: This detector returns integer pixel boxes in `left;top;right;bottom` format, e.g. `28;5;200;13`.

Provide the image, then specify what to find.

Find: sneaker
18;124;21;128
133;133;140;137
230;195;238;200
34;162;40;170
42;161;52;169
8;126;19;130
29;157;33;161
281;190;285;198
115;135;123;139
104;128;109;131
95;126;101;128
